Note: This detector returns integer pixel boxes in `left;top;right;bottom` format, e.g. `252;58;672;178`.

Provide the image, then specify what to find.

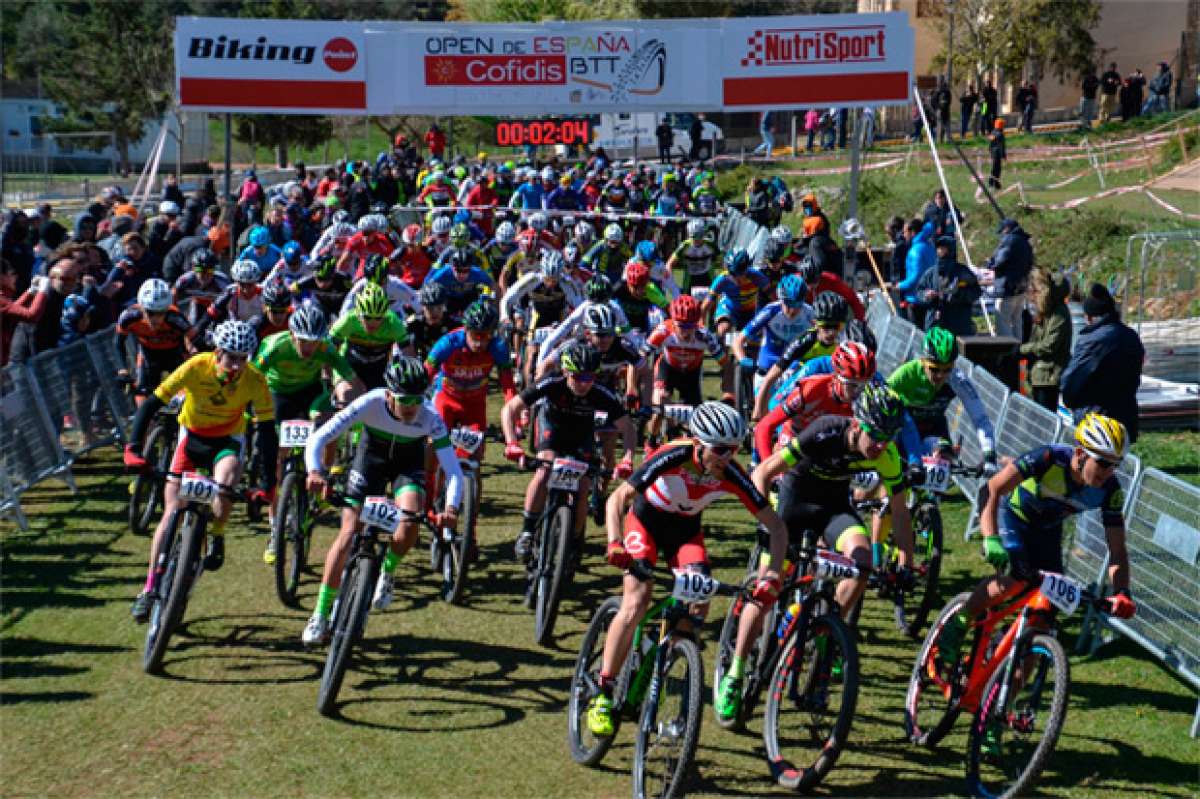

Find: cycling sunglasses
675;322;698;331
391;393;424;406
567;371;596;383
706;443;738;457
1089;454;1121;471
924;361;954;376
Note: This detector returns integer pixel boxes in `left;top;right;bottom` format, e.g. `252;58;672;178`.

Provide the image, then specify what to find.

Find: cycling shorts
531;403;594;462
653;357;703;406
776;472;868;553
998;503;1063;581
714;295;754;328
135;348;184;397
345;434;426;508
272;381;330;425
434;389;488;457
169;427;244;475
623;502;710;570
347;356;389;391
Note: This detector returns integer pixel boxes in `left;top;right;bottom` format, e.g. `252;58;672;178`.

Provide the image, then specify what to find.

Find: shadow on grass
0;690;94;705
1039;734;1200;797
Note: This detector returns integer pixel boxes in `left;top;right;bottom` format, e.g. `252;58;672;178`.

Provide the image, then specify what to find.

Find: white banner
175;14;912;115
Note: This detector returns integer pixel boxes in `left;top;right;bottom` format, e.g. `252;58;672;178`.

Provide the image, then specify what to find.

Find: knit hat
1082;283;1117;318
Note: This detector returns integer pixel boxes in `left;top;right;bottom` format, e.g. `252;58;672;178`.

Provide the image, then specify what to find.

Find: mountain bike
142;470;242;675
269;418;320;607
427;425;484;605
126;395;181;536
521;453;610;646
712;540;862;792
567;561;740;799
905;570;1114;798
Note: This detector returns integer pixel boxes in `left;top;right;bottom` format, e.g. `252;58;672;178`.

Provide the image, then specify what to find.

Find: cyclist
433;222;492;275
516;211;561;252
238;225;282;273
703;249;771;344
172;248;229;325
501;250;583;388
249;281;293;343
643;294;732;449
198;259;265;343
263;240;310;288
501;342;636;560
405;282;454;359
667;218;721;296
498;231;545;295
797;257;865;321
391;232;434;290
341;254;420;319
613;261;668;338
116;278;198;402
587;402;789;737
721;387;914;720
425;215;454;258
124;320;277;623
770;318;881;409
483;221;520;282
751;291;849;422
535;275;630;368
426;248;498;320
733;274;813;399
888;327;998;475
289;255;353;322
330;283;412;390
581;223;633;285
301;357;464;643
628;240;681;301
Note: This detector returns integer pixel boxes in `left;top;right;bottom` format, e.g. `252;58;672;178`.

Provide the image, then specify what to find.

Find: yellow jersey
154;352;274;437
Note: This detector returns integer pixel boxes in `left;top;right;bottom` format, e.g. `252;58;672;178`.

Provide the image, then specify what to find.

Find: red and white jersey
630;440;767;517
754;373;853;460
644;320;725;372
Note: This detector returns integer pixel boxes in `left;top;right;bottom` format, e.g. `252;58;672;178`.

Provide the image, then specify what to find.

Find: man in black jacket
984;218;1033;339
1060;284;1145;441
912;235;981;335
1099;62;1121;123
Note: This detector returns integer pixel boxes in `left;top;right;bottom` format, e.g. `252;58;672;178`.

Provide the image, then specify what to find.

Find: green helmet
853;385;905;441
922;327;958;365
385;355;430;396
354;283;390;319
559;342;601;374
450;222;470;246
462;300;498;332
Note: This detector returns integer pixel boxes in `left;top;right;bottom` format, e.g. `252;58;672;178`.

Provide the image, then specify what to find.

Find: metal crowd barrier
875;315;920;376
716;207;768;262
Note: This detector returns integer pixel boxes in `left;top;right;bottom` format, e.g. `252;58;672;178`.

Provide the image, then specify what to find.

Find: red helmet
669;295;701;325
831;342;876;381
625;260;651;288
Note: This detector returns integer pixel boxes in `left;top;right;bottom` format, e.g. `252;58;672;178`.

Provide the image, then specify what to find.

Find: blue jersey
1008;445;1124;529
742;301;814;371
710;269;770;325
427;328;513;398
238;244;283;274
427;264;496;313
511;182;545;210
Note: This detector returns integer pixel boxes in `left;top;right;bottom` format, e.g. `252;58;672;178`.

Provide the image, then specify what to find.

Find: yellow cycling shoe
587;693;615;737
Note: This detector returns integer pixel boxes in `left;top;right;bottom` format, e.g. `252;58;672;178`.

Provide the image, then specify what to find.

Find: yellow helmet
1074;412;1128;461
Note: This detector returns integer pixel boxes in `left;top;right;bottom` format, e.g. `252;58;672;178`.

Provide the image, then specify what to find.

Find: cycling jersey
499;251;541;290
780;415;903;492
340;276;420;319
483;241;518;279
433;245;493;277
1007;445;1124;529
808;272;866;321
613;283;668;333
536;300;631;366
417;180;456;207
523;376;627;458
644;320;725;372
330;310;410;365
887;358;995;461
772;329;840;376
741;301;815;372
205;284;264;331
630;440;767;518
117;306;193;352
500;273;581;328
262;262;311;289
426;328;515;400
426;264;497;316
404;314;454;359
755;373;854;460
710;269;770;324
392;246;433;289
289;273;353;321
581;241;633;285
154;351;274;437
670;238;720;277
253;330;355;395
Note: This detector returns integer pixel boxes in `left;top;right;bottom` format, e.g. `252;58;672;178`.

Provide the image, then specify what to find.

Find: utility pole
946;0;956;92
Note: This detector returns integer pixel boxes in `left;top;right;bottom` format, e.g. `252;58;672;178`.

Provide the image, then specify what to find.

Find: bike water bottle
775;602;800;639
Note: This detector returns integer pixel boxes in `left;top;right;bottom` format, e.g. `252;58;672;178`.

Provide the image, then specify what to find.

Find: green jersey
330;310;410;364
253;331;356;394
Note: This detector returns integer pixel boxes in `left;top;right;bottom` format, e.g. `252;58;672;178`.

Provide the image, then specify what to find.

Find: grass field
3;393;1197;797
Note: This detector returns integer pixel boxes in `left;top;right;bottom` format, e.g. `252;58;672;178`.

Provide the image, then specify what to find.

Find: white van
592;112;724;160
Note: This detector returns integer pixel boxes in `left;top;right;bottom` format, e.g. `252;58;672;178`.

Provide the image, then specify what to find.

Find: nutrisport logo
187;34;358;72
740;25;887;68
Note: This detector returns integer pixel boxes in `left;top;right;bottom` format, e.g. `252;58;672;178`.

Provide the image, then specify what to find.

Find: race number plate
451;427;484;455
178;472;218;503
813;550;860;581
594;410;609;427
921;455;952;493
1039;572;1083;615
361;496;401;530
660;404;693;426
690;286;711;302
671;570;720;603
547;457;588;492
280;420;313;449
531;326;555;346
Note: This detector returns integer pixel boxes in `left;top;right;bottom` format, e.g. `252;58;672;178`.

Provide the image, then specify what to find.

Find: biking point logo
185;34;358;72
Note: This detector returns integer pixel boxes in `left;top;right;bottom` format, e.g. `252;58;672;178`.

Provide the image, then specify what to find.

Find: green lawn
3;395;1197;797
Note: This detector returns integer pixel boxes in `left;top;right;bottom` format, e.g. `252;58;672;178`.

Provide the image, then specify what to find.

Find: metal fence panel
877;317;919;376
865;290;893;333
85;327;135;441
0;462;29;530
26;336;119;461
0;363;69;493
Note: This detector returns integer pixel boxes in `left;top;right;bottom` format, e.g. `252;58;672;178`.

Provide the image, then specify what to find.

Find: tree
234;114;334;168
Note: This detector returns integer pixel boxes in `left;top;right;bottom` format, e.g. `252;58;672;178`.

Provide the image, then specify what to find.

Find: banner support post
223;113;232;203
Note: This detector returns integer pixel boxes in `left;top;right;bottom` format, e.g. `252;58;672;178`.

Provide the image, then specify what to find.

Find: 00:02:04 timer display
494;119;591;146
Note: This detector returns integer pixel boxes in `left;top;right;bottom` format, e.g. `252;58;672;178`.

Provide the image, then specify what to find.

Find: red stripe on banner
180;78;366;110
722;71;908;106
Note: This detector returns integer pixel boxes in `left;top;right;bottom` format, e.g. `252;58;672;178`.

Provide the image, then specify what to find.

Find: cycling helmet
528;212;548;232
689;401;746;447
371;201;390;215
540;250;565;279
462;300;499;332
687;218;706;240
585;274;613;302
669;295;701;325
354;283;390;319
563;241;581;265
831;342;876;381
262;280;292;310
450;222;470;246
312;255;338;280
231;259;262;284
190;248;219;270
540;166;556;183
137;279;172;313
763;238;786;263
212;319;257;356
159;200;180;217
625;261;651;288
282;240;302;264
449;249;473;270
635;240;658;263
574;220;595;246
559;342;601;374
843;319;877;353
724;249;751;275
385;355;430;397
1074;412;1128;461
453;209;471;225
356;215;375;233
922;327;958;364
777;274;807;306
604;223;624;244
431;216;452;236
496;221;517;245
288;302;328;341
248;226;270;247
419;281;448;308
798;257;821;286
771;225;793;245
332;210;351;225
363;254;390;284
402;223;423;245
582;304;616;334
852;385;904;440
812;291;849;324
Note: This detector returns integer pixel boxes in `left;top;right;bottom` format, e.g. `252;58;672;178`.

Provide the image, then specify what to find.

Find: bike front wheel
567;596;622;766
143;510;203;675
272;470;307;607
533;504;573;647
965;632;1069;799
128;423;168;536
905;592;969;747
762;611;859;792
438;468;477;605
633;637;704;799
317;555;375;717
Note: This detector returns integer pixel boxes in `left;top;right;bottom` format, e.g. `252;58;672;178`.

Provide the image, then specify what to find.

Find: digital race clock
493;118;591;147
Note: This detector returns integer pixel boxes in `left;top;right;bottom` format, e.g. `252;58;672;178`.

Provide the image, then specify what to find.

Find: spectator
933;79;952;142
860;106;877;148
424;123;446;160
744;176;771;227
836;107;849;149
804;108;820;152
1080;67;1100;129
753;111;775;157
1020;268;1073;411
1020;81;1038;133
885;216;908;284
988;118;1007;189
655;118;673;164
1098;62;1121;123
1142;61;1172;115
985;218;1033;339
979;81;999;134
237;169;263;213
1128;68;1146;117
1;210;35;294
161;173;185;207
347;165;374;221
959;83;979;138
70;212;97;247
821;108;838;150
8;256;74;362
1119;77;1135;122
896;218;935;315
100;233;162;310
161;230;212;285
913;235;981;335
1060;283;1145;441
688;114;705;161
922;189;959;238
1;258;49;365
